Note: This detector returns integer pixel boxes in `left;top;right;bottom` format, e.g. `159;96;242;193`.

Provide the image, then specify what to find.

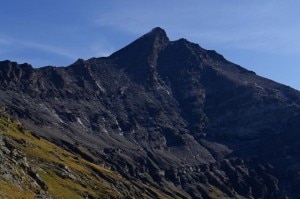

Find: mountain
1;27;300;198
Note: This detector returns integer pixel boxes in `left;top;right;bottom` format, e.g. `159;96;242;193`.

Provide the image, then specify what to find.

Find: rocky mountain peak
108;27;170;83
1;27;300;198
110;27;169;59
144;26;169;43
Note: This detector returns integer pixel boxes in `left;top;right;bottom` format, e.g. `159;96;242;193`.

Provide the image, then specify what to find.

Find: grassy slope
0;112;186;199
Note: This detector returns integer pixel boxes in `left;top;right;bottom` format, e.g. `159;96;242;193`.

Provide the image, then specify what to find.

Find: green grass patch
0;182;35;199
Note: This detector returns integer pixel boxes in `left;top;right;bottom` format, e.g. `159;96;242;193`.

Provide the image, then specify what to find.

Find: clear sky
0;1;300;90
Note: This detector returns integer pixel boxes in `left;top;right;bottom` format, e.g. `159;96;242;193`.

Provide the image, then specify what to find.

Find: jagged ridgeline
1;27;300;198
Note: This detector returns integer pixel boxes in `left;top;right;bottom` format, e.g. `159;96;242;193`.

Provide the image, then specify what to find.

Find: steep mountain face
1;27;300;198
0;110;183;199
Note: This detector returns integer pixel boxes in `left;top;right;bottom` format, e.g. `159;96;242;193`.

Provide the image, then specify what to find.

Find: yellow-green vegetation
0;112;182;199
0;182;35;199
0;113;124;198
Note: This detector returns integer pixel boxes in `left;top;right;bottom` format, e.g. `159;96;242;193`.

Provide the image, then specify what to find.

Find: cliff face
1;27;300;198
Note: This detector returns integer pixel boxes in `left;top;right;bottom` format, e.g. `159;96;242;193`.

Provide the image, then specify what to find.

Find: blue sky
1;1;300;90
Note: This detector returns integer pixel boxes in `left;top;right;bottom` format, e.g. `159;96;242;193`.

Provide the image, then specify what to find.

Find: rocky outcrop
0;134;50;198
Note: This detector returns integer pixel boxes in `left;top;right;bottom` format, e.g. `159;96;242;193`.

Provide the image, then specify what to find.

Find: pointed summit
110;27;169;60
142;27;169;42
149;26;167;34
109;27;170;82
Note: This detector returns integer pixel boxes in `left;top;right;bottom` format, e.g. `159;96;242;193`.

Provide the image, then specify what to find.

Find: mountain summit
109;27;170;83
1;27;300;198
110;27;169;61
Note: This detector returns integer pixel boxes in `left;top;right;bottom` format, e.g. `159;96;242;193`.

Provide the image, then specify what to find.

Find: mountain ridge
1;27;300;198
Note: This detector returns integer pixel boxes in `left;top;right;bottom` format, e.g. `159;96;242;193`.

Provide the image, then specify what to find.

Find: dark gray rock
1;27;300;198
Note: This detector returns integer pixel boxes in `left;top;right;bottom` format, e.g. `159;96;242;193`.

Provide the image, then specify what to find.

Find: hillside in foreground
0;110;187;199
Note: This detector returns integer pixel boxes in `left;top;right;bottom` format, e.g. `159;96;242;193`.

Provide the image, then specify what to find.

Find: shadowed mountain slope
1;27;300;198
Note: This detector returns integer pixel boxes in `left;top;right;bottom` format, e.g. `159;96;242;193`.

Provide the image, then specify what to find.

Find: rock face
0;111;181;199
1;27;300;198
